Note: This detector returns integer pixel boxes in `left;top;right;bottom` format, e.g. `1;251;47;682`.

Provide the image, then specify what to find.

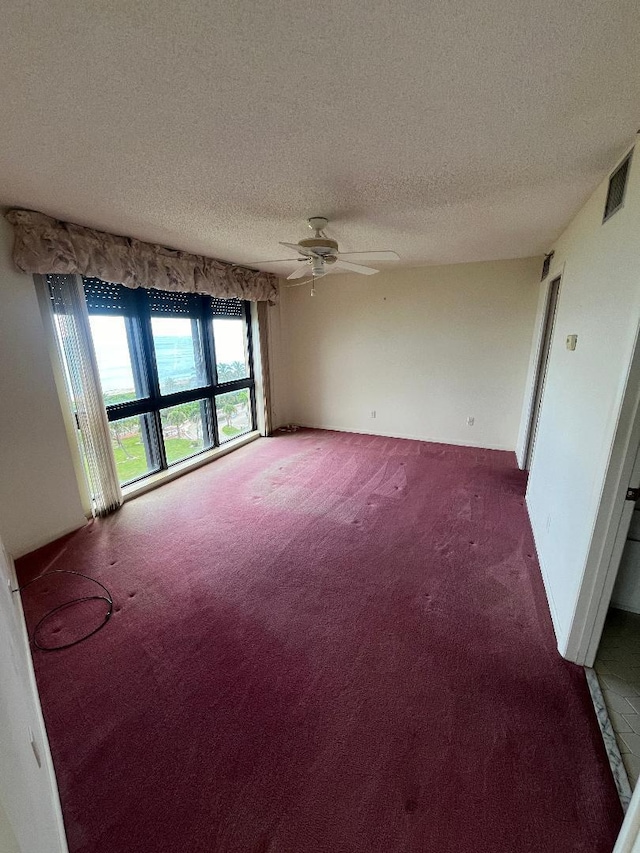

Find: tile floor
595;608;640;787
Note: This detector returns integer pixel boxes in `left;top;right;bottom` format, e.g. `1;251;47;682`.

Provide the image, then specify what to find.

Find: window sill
121;430;261;502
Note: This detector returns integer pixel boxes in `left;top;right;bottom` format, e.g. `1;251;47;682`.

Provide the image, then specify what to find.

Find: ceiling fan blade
336;251;400;262
287;264;311;280
279;241;314;257
248;257;303;265
332;260;379;275
285;278;312;288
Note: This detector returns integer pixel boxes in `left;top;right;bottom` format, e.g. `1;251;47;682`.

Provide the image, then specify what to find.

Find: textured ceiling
1;0;639;275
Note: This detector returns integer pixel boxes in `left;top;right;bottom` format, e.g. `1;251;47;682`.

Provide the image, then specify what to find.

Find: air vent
603;152;632;223
541;252;554;281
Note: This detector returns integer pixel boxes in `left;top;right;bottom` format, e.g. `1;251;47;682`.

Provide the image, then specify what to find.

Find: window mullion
137;290;162;404
201;297;221;446
124;316;148;402
243;303;258;428
136;289;168;471
152;410;168;470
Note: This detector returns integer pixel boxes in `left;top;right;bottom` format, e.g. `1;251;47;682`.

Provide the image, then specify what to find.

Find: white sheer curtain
48;274;122;516
256;301;273;436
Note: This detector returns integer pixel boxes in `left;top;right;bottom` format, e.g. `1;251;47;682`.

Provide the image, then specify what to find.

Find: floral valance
5;209;278;304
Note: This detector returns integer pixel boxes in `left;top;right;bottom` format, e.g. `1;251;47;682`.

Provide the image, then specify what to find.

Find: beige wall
279;258;541;450
0;214;86;557
525;142;640;655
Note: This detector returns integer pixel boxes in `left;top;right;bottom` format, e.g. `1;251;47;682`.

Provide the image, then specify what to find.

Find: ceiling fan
251;217;400;295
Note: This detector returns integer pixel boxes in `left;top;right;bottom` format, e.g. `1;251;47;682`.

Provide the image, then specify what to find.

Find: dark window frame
50;276;256;486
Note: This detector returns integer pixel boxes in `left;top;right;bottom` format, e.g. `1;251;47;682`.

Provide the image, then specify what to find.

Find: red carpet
17;429;622;852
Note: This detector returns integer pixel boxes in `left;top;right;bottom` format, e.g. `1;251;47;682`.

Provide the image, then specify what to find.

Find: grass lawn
113;434;204;483
113;424;249;485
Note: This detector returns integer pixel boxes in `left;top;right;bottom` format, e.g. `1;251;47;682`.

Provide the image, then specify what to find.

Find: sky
88;315;247;391
89;316;245;366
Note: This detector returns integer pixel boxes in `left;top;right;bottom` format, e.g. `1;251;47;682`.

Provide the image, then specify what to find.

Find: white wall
0;537;68;853
0;214;86;557
0;801;21;853
279;258;541;450
525;143;640;656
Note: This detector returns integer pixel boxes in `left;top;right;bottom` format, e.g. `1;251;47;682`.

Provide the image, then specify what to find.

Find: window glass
160;400;209;465
213;318;250;382
57;277;256;492
215;389;252;442
109;414;160;484
89;315;145;405
151;317;207;395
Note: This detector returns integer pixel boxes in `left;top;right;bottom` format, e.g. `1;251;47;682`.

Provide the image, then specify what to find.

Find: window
49;277;256;487
151;317;207;395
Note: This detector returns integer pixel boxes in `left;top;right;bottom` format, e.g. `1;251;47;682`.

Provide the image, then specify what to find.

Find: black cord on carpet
13;570;114;651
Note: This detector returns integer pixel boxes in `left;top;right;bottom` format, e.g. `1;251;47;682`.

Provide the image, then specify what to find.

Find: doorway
592;443;640;789
522;275;562;470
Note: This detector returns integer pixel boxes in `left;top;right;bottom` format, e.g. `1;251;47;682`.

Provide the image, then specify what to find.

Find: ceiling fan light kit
250;216;400;295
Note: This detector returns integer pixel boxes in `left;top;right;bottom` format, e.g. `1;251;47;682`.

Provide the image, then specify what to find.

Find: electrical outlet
467;417;474;426
370;411;376;419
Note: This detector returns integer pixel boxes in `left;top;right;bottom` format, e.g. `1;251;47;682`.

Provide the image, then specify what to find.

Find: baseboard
12;519;87;561
292;422;516;453
525;492;568;657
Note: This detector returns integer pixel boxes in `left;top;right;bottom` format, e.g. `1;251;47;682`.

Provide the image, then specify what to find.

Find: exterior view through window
49;276;255;487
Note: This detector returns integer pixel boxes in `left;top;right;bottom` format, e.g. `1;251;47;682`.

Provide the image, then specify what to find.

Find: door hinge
626;487;640;502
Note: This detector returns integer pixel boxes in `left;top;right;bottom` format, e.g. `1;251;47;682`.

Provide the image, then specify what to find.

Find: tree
221;401;236;428
165;407;187;438
182;401;202;442
217;363;234;382
110;418;137;458
230;360;246;380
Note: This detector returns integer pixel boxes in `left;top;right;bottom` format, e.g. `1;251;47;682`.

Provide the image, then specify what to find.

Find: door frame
615;775;640;852
521;274;562;470
516;267;564;470
563;320;640;666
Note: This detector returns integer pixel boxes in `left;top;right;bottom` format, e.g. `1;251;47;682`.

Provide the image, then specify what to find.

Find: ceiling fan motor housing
298;237;339;257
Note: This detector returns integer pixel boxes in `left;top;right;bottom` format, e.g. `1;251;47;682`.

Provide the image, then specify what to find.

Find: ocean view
88;312;249;396
98;335;198;393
